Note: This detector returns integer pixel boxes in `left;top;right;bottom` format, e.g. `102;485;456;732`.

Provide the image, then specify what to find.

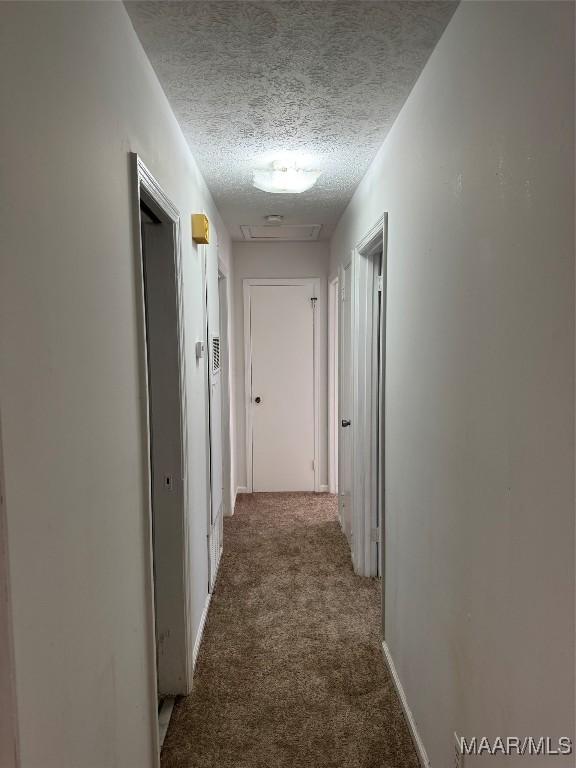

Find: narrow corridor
2;5;574;766
161;494;418;768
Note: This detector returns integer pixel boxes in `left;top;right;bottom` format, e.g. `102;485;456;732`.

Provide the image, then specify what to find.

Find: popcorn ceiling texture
126;1;457;239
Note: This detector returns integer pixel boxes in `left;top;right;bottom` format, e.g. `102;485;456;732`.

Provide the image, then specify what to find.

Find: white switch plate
195;340;205;359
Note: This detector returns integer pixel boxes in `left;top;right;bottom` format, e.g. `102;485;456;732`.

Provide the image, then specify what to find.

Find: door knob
254;396;262;404
341;419;351;427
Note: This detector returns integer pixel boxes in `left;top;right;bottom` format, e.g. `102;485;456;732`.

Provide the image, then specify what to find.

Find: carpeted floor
161;492;418;768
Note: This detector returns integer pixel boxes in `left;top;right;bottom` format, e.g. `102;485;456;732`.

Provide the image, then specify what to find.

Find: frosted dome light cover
253;161;321;194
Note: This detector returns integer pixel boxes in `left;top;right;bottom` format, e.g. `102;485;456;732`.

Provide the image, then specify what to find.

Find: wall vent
240;224;322;242
212;336;220;375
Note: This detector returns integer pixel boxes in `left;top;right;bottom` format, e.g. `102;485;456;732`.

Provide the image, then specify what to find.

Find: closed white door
339;263;353;548
207;254;224;591
249;282;316;492
209;335;223;524
208;332;223;590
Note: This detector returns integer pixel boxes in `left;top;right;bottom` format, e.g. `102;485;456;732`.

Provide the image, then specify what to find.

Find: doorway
206;258;226;593
328;276;339;497
338;216;387;585
339;263;353;551
0;414;18;768
132;154;192;757
243;278;321;492
218;265;232;518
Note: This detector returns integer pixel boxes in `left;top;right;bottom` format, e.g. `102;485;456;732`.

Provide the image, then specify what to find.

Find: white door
206;252;223;591
339;263;353;549
218;271;232;517
328;277;339;495
248;281;316;492
208;332;223;590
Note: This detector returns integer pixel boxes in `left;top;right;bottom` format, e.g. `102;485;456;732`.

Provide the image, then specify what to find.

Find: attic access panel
240;224;322;241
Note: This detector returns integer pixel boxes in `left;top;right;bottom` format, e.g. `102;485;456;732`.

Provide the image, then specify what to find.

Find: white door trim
328;275;339;495
350;214;387;578
131;153;193;765
200;239;216;595
338;262;350;540
0;413;19;768
243;277;321;493
217;259;233;517
206;245;225;592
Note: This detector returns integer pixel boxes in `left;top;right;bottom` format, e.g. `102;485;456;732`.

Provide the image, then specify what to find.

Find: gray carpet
161;492;419;768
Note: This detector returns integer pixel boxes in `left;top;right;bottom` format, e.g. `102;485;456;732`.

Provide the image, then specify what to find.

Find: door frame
218;258;233;517
203;238;222;592
337;258;356;544
0;412;19;768
200;237;213;593
328;275;339;495
243;277;321;493
131;154;193;761
349;214;388;579
205;253;228;592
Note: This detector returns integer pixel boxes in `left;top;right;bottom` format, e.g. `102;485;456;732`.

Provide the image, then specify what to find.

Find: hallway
1;3;574;766
161;494;417;768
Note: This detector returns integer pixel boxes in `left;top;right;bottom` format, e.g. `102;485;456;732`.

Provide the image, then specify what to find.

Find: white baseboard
382;641;430;768
158;696;175;748
192;592;212;672
319;484;329;493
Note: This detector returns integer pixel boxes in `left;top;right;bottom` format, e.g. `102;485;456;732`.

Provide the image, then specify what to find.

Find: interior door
140;206;188;693
206;249;223;591
208;331;223;590
339;263;353;549
218;271;231;517
373;249;384;579
250;282;315;492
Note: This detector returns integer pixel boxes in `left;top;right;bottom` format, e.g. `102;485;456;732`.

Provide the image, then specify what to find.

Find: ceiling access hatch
240;224;322;242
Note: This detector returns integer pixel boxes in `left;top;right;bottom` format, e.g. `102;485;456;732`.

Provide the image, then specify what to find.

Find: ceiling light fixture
253;159;321;194
264;214;284;225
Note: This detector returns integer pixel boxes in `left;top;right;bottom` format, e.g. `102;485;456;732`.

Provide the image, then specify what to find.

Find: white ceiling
126;1;457;240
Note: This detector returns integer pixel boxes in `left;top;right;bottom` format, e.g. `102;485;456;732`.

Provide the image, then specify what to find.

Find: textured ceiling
126;1;457;240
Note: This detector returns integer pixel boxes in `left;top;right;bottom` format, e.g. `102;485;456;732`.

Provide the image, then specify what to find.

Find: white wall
330;2;574;765
0;3;231;766
232;241;330;492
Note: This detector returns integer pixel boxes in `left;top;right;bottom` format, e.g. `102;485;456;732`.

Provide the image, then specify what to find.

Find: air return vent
212;336;220;375
240;224;321;242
